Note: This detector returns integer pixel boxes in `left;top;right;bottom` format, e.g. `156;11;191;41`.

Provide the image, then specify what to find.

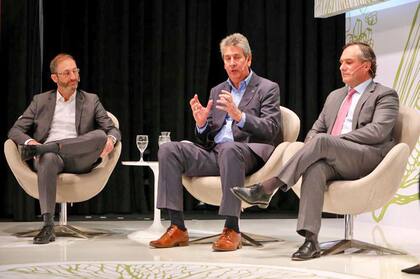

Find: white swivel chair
182;106;301;246
290;105;420;255
4;112;122;238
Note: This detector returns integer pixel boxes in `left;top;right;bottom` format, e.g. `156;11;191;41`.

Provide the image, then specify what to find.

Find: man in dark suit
232;42;400;260
150;33;282;251
8;53;121;244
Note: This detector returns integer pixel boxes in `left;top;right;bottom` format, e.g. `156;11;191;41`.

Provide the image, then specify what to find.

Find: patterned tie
331;88;357;136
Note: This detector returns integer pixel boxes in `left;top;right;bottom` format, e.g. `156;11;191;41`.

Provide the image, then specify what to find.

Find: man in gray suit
8;53;121;244
232;42;399;260
150;33;282;251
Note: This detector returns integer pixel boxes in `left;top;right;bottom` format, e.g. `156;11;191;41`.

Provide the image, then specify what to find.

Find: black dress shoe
33;225;55;244
292;240;321;261
231;184;273;209
402;264;420;274
18;145;37;161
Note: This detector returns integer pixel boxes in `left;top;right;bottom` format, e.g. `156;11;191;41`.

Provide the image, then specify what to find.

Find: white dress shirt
44;90;78;143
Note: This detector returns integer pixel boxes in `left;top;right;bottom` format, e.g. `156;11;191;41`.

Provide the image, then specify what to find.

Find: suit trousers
33;130;108;214
277;134;383;236
157;141;262;217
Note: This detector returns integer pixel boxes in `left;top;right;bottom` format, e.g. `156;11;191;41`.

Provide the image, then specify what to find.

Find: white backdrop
346;0;420;229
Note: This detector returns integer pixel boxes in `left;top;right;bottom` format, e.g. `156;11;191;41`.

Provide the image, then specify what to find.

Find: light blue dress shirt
197;71;253;144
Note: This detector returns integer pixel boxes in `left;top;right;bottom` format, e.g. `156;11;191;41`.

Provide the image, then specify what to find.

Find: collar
227;70;253;90
350;78;373;94
56;90;77;102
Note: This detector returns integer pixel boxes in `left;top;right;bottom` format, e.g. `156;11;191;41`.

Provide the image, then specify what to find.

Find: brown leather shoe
212;228;242;251
149;225;189;248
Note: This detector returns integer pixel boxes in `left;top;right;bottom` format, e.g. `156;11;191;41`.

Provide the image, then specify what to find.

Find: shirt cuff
24;139;34;145
108;135;117;145
236;112;246;128
196;122;208;134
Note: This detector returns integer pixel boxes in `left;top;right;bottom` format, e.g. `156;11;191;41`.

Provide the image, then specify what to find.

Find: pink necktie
331;88;357;136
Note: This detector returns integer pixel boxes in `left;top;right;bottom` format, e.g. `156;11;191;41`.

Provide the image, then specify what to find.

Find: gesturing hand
216;90;242;122
100;137;115;158
190;94;213;128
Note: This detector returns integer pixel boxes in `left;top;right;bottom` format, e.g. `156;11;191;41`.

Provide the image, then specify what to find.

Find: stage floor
0;218;418;278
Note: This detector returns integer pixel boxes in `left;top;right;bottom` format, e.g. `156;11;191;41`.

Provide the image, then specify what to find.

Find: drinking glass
160;131;171;137
158;131;171;146
136;135;148;161
158;135;171;146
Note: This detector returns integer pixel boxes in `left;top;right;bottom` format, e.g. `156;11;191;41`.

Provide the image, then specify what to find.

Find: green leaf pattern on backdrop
346;2;420;223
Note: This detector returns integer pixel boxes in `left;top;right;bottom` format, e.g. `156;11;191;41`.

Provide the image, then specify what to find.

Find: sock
36;143;60;155
42;213;54;227
261;177;283;194
305;230;318;242
168;209;186;231
224;216;240;233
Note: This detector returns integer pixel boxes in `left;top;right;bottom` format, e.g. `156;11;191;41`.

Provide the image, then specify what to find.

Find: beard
58;78;78;91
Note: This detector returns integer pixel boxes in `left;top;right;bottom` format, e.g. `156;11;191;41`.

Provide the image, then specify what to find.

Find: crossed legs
232;134;383;259
30;130;108;244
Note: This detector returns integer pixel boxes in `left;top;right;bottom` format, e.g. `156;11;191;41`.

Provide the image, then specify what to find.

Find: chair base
320;239;405;256
401;264;420;274
190;232;280;247
14;224;111;239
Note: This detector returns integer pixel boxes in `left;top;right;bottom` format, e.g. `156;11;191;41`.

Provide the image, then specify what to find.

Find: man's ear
364;61;372;71
51;74;58;84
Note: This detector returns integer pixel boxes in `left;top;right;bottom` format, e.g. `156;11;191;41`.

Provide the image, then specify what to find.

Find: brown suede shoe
212;228;242;251
149;225;189;248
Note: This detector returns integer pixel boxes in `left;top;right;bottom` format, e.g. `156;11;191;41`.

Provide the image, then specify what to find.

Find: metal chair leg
14;203;112;239
321;215;405;256
190;231;280;247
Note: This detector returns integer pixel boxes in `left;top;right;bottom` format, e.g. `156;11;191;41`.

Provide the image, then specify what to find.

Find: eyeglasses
54;68;80;78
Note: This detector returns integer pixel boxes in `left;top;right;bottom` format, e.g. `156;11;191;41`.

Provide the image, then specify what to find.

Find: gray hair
219;33;252;59
50;53;75;74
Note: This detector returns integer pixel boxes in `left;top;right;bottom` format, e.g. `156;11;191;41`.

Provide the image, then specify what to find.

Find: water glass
136;135;148;161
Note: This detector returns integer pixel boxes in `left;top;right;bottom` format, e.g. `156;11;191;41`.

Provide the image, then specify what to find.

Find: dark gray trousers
157;141;262;217
277;134;383;236
33;130;108;214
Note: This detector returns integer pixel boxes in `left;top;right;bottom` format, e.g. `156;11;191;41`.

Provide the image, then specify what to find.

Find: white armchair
182;106;301;246
291;105;420;255
4;112;122;238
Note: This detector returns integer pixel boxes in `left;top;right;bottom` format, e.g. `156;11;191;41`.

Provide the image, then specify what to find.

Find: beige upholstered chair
290;105;420;255
182;106;300;246
4;112;122;238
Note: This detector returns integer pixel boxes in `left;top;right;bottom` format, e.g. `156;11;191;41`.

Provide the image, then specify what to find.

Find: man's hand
190;94;213;128
216;90;242;122
27;140;41;145
100;137;115;158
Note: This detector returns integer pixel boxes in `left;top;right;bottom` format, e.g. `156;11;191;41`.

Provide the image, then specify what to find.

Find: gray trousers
157;141;262;217
33;130;108;214
277;134;383;236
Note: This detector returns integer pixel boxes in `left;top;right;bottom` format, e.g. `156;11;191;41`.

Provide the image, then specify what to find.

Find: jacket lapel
42;91;57;141
213;83;230;128
352;81;375;130
238;74;258;110
75;90;84;134
327;87;347;134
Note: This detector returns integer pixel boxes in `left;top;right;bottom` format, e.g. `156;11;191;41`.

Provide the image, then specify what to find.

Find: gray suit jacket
305;81;399;157
196;73;282;162
8;90;121;145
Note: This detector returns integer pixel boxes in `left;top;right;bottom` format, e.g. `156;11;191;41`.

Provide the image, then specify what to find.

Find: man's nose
69;72;78;79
